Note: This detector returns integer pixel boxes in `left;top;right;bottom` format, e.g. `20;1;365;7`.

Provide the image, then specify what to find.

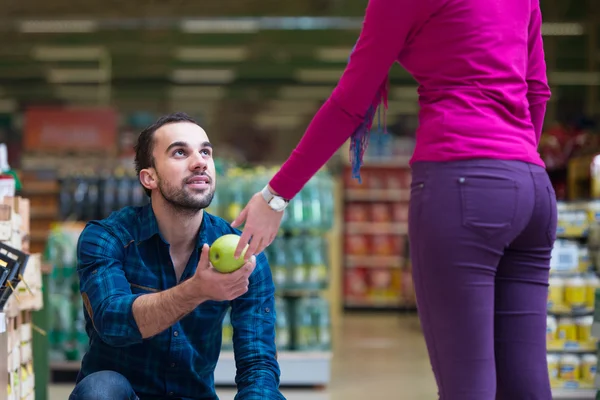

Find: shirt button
173;331;179;337
168;392;174;397
171;362;176;368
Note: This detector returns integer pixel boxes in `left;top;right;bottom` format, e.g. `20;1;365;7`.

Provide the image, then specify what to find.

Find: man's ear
139;169;157;192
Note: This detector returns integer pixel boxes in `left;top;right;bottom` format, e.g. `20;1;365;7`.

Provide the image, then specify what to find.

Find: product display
341;149;414;309
0;193;43;400
548;201;600;396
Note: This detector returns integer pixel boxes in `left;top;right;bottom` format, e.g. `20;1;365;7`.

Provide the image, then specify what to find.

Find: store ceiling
0;0;592;129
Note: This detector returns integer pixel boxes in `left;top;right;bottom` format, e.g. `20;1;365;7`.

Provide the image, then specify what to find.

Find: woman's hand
231;192;284;260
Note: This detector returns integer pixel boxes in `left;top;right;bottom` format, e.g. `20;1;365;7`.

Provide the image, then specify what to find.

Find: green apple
209;234;248;273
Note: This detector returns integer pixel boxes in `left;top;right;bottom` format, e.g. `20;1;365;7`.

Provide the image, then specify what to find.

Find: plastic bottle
565;276;586;308
559;354;581;380
547;354;559;381
286;237;306;289
575;316;593;343
270;237;289;289
275;298;291;351
557;318;577;341
585;274;600;309
546;315;557;342
547;276;564;310
581;354;597;383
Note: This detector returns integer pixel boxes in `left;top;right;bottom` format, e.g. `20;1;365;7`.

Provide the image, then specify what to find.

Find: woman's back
398;0;549;166
266;0;551;201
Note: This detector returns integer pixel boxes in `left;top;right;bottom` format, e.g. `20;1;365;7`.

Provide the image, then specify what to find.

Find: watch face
270;197;287;211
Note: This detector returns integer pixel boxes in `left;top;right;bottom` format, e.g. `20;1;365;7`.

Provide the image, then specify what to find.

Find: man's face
146;122;216;212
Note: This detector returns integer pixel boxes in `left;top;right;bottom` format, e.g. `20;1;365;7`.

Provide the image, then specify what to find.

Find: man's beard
156;172;214;216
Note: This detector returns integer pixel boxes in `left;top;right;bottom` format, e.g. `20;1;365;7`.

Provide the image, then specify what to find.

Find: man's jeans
68;371;139;400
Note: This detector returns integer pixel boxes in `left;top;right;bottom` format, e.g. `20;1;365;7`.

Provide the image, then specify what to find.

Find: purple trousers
409;159;556;400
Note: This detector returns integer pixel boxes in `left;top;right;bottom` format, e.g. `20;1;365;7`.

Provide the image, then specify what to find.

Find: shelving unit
341;136;416;311
548;201;600;399
214;351;332;387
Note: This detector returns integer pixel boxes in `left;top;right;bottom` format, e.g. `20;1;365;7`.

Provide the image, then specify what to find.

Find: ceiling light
19;19;97;33
278;86;333;99
170;69;235;84
168;86;226;100
295;69;343;84
0;99;16;113
549;71;600;85
314;47;352;63
174;47;248;62
32;46;106;62
180;19;259;33
542;22;583;36
391;86;419;100
254;114;302;129
267;100;319;114
54;85;102;100
47;68;109;84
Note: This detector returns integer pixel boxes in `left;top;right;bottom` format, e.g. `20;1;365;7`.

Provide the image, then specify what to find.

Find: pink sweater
269;0;551;200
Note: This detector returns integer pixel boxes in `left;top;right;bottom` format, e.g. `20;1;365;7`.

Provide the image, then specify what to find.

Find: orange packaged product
371;203;391;223
392;203;409;222
386;170;404;190
345;234;370;256
345;168;368;189
371;234;394;256
345;203;370;223
392;236;406;257
345;268;369;300
368;170;386;190
368;268;394;299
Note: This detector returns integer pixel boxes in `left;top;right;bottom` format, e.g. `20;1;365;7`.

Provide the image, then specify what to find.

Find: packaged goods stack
549;201;600;399
341;133;416;310
45;162;338;387
0;146;44;400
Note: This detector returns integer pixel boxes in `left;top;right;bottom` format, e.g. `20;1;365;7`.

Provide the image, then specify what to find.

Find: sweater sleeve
527;0;551;144
268;0;427;200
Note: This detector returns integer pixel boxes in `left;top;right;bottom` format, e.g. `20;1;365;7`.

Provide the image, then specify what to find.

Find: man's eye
174;149;185;156
201;149;211;156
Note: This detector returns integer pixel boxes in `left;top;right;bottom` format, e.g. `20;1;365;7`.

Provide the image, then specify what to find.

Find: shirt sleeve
269;0;427;200
77;221;145;347
527;0;551;144
230;252;285;400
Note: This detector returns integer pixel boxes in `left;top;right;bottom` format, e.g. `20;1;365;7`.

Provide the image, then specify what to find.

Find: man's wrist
180;277;208;306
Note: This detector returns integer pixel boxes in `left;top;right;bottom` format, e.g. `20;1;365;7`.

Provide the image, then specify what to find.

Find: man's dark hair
134;112;199;197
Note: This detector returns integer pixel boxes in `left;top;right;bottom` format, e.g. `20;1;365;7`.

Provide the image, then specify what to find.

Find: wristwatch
261;185;289;212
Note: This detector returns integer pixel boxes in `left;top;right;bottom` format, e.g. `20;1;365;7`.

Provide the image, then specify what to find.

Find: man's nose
189;151;207;170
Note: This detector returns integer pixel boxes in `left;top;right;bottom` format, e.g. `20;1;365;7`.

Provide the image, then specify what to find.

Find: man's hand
231;191;284;260
190;244;256;301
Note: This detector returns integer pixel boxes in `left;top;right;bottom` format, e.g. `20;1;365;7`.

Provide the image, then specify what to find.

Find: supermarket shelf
345;189;409;202
51;351;333;387
346;255;404;268
214;351;332;387
360;158;411;168
50;360;80;371
552;388;596;399
345;222;408;235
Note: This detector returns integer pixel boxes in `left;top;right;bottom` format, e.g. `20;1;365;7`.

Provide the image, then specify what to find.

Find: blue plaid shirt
76;203;285;400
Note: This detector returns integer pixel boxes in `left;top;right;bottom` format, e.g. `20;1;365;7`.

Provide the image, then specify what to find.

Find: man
69;112;286;400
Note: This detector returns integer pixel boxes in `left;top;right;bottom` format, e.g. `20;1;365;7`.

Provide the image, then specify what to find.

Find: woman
232;0;554;398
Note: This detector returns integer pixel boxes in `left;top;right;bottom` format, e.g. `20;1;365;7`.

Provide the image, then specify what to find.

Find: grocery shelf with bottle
42;162;341;387
341;134;416;311
547;201;600;398
215;166;338;386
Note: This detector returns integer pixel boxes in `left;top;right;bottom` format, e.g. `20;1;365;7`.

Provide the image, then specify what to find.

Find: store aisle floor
49;313;438;400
